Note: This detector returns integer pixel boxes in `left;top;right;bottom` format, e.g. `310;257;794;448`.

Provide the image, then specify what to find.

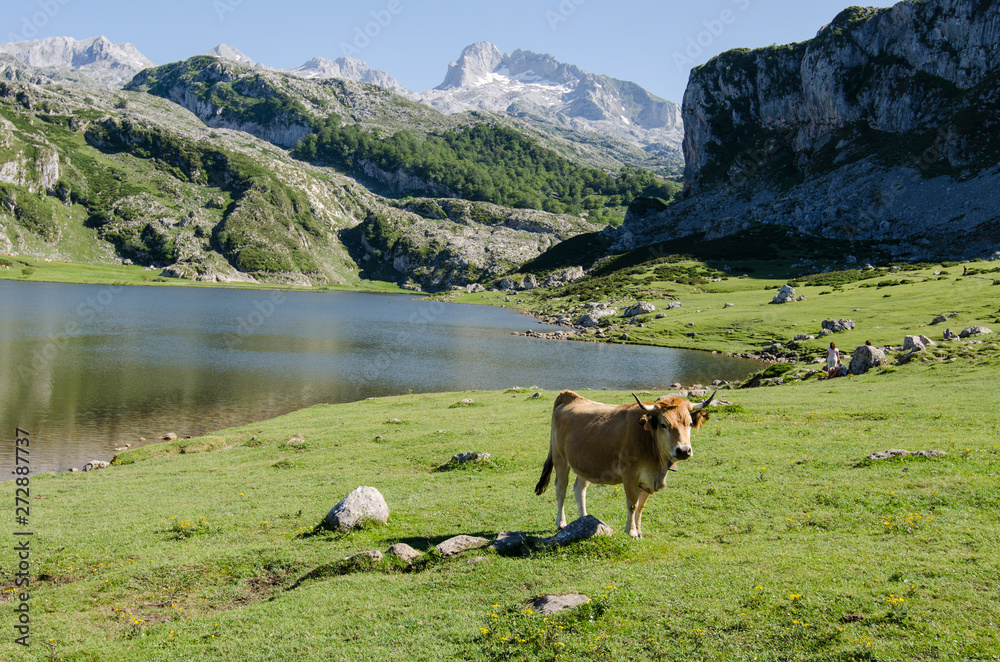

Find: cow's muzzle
674;446;692;460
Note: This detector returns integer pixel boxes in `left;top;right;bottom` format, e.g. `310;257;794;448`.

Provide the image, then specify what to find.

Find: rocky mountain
0;36;154;88
614;0;1000;261
203;44;259;68
288;56;408;95
418;42;684;173
0;70;595;289
202;44;410;95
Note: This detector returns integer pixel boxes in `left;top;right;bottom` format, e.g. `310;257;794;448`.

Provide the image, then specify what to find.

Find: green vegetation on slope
129;58;681;222
294;116;680;219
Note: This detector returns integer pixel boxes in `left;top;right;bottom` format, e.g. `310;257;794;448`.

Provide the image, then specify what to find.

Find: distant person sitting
828;359;848;378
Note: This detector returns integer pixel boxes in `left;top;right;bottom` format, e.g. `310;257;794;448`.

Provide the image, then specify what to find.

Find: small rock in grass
493;531;529;555
386;543;423;563
531;594;591;615
541;516;613;547
346;550;383;562
436;535;490;557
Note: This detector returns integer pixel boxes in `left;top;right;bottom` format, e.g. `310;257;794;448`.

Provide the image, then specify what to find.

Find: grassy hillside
2;258;998;661
459;239;1000;364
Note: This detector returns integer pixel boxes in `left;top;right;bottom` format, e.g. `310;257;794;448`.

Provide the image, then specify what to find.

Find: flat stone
82;460;109;472
161;432;177;441
541;515;613;547
492;531;529;555
386;543;423;563
868;449;947;460
436;535;490;557
531;594;591;615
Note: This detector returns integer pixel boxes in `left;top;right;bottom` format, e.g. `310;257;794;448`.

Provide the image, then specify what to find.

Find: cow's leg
554;458;571;530
623;479;643;539
632;490;651;539
574;476;590;520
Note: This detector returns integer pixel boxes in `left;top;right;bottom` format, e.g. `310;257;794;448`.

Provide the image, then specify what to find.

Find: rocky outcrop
771;284;796;304
614;0;1000;260
350;198;596;291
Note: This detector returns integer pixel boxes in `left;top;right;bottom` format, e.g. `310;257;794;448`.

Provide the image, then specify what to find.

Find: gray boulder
521;274;538;290
324;486;390;531
436;534;490;557
667;301;682;309
465;283;485;293
930;315;947;325
624;301;656;317
576;308;617;327
531;594;591;615
822;318;856;333
902;335;926;352
82;460;110;472
492;531;529;555
771;284;796;304
541;515;613;547
386;543;423;563
959;326;993;338
543;266;585;287
848;345;886;375
943;328;958;341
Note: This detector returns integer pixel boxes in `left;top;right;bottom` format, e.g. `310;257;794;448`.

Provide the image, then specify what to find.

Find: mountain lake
0;280;762;475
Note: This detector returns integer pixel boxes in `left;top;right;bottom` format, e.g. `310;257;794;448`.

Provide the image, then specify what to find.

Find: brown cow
535;390;714;538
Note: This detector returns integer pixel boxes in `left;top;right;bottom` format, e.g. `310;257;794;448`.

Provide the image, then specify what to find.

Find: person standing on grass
827;341;840;371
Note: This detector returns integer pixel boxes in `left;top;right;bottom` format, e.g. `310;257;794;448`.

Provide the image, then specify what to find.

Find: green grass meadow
3;369;1000;660
2;257;1000;660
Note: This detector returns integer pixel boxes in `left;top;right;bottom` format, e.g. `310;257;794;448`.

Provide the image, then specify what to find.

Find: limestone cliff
615;0;1000;260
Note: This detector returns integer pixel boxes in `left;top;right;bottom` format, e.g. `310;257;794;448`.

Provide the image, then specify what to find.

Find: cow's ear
692;410;710;429
639;414;653;430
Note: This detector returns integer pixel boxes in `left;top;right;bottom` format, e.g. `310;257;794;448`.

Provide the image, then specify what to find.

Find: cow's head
633;391;715;463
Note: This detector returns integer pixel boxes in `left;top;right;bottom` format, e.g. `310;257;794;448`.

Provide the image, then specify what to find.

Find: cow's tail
535;453;553;495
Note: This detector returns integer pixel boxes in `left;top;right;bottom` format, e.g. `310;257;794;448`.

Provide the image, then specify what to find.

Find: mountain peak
204;44;257;67
288;55;408;94
435;41;505;90
0;35;153;87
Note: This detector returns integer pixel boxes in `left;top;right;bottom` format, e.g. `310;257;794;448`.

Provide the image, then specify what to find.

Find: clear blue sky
3;0;899;101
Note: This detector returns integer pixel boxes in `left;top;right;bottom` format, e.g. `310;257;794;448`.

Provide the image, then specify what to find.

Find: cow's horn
692;389;719;410
633;393;657;412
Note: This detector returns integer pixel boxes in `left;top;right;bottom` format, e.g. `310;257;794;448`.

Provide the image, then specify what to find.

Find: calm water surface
0;281;761;474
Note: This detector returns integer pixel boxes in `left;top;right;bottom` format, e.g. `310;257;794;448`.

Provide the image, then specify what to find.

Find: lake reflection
0;281;761;474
